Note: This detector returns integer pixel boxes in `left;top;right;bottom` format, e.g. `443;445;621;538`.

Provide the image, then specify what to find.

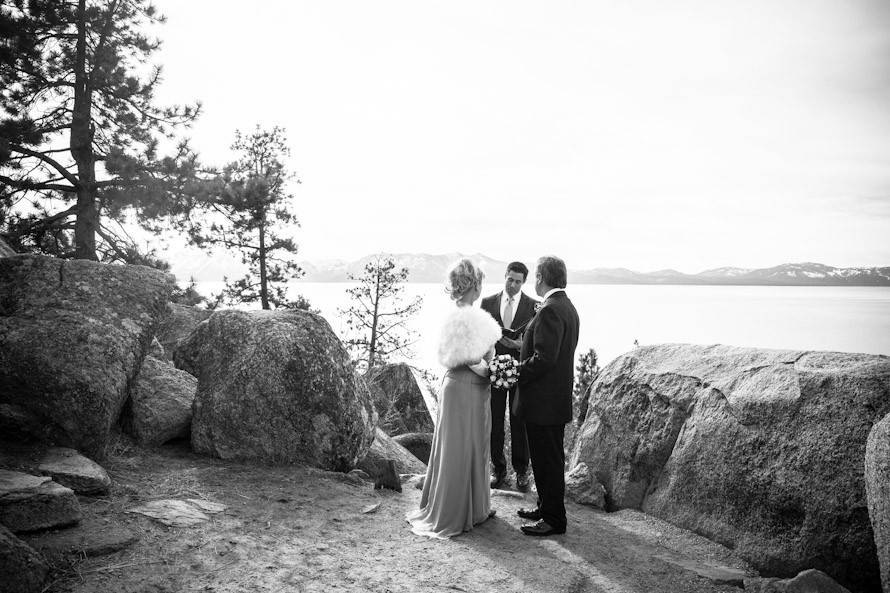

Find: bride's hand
483;347;495;362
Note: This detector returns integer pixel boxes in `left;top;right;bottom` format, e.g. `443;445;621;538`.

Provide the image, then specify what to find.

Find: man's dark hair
505;261;528;281
536;256;567;289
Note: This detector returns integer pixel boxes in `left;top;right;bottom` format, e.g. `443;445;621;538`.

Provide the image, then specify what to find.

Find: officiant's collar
542;288;565;301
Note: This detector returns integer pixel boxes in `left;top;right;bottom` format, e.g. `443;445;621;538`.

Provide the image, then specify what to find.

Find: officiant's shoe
520;520;565;537
490;470;506;489
517;507;541;521
515;470;530;492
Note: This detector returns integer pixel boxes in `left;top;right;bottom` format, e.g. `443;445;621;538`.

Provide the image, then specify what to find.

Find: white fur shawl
437;305;502;369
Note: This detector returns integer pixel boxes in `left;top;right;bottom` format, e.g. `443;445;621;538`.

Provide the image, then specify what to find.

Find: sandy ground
19;440;759;593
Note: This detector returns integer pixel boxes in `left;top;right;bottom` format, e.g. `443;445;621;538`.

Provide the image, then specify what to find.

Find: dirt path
24;442;757;593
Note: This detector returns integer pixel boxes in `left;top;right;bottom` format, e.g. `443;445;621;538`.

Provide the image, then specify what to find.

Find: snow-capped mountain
299;255;890;286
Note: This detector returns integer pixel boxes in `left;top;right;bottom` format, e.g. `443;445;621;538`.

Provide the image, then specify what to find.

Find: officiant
481;262;539;491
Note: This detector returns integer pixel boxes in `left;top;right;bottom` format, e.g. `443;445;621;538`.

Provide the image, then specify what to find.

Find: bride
406;258;502;539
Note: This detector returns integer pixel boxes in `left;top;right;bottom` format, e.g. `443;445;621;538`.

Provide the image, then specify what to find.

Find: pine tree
0;0;201;261
339;255;423;371
192;126;304;310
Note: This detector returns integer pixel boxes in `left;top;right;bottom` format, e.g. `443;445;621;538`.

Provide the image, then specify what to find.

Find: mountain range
299;254;890;286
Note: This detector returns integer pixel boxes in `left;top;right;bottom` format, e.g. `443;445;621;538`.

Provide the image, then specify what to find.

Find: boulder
124;355;196;446
156;303;212;362
570;344;890;593
564;462;605;508
866;412;890;592
366;363;436;435
357;427;427;486
174;309;376;470
0;524;48;593
0;469;80;532
37;447;110;495
392;432;433;464
0;255;174;458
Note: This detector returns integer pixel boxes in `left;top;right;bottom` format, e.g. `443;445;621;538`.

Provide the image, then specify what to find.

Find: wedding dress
406;304;501;539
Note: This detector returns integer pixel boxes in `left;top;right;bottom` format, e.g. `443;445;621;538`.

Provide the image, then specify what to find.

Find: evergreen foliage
0;0;201;262
339;255;423;371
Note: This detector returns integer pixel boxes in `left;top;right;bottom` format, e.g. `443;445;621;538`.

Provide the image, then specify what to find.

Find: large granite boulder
174;309;376;470
156;303;212;362
0;470;81;532
866;412;890;592
0;255;174;458
367;363;435;435
0;524;48;593
123;355;197;446
570;344;890;593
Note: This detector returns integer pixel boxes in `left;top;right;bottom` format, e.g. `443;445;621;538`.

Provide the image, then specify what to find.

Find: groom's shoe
515;470;530;492
520;520;566;537
490;470;506;489
517;507;541;521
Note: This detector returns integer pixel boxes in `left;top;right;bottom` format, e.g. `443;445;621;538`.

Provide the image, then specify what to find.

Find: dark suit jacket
480;291;538;358
514;291;580;425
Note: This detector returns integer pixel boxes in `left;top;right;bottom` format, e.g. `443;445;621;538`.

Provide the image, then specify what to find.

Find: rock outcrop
0;470;81;532
0;255;174;458
570;344;890;593
124;355;197;446
156;303;212;362
37;447;111;495
0;524;47;593
366;364;435;435
866;412;890;592
174;309;376;470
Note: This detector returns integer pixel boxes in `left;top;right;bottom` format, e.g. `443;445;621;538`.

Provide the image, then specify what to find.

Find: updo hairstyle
445;258;485;301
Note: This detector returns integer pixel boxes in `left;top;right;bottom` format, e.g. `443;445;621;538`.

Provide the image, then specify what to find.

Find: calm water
198;282;890;373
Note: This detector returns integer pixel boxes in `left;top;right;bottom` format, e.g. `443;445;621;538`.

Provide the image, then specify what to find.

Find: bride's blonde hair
445;258;484;301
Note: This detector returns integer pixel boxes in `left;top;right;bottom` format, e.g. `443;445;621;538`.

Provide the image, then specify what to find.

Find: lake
197;282;890;374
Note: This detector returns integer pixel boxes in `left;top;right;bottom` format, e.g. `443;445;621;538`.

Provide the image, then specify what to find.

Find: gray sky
152;0;890;274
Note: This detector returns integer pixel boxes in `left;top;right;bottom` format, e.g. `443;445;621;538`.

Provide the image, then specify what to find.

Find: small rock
149;336;165;358
0;523;48;593
22;517;136;558
392;432;433;464
373;460;402;492
348;469;371;481
744;569;852;593
565;462;605;508
361;503;381;514
0;469;81;532
127;499;225;527
37;447;111;495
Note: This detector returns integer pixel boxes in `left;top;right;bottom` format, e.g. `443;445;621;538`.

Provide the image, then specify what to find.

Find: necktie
503;296;514;329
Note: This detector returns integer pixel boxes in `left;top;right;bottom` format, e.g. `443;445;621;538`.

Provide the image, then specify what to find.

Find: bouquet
488;354;520;389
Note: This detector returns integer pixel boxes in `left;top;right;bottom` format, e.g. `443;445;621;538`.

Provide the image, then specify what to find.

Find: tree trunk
368;267;381;368
258;220;269;309
71;0;98;260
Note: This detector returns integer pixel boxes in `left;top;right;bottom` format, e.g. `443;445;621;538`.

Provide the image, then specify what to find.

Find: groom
480;262;538;491
514;256;580;536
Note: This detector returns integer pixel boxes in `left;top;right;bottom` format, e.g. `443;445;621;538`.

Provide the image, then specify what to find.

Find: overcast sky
151;0;890;275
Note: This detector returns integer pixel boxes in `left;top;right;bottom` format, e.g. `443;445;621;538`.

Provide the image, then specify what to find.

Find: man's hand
498;336;522;350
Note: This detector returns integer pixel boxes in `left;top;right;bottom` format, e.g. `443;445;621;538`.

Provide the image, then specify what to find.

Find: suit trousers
490;385;529;475
525;422;567;530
